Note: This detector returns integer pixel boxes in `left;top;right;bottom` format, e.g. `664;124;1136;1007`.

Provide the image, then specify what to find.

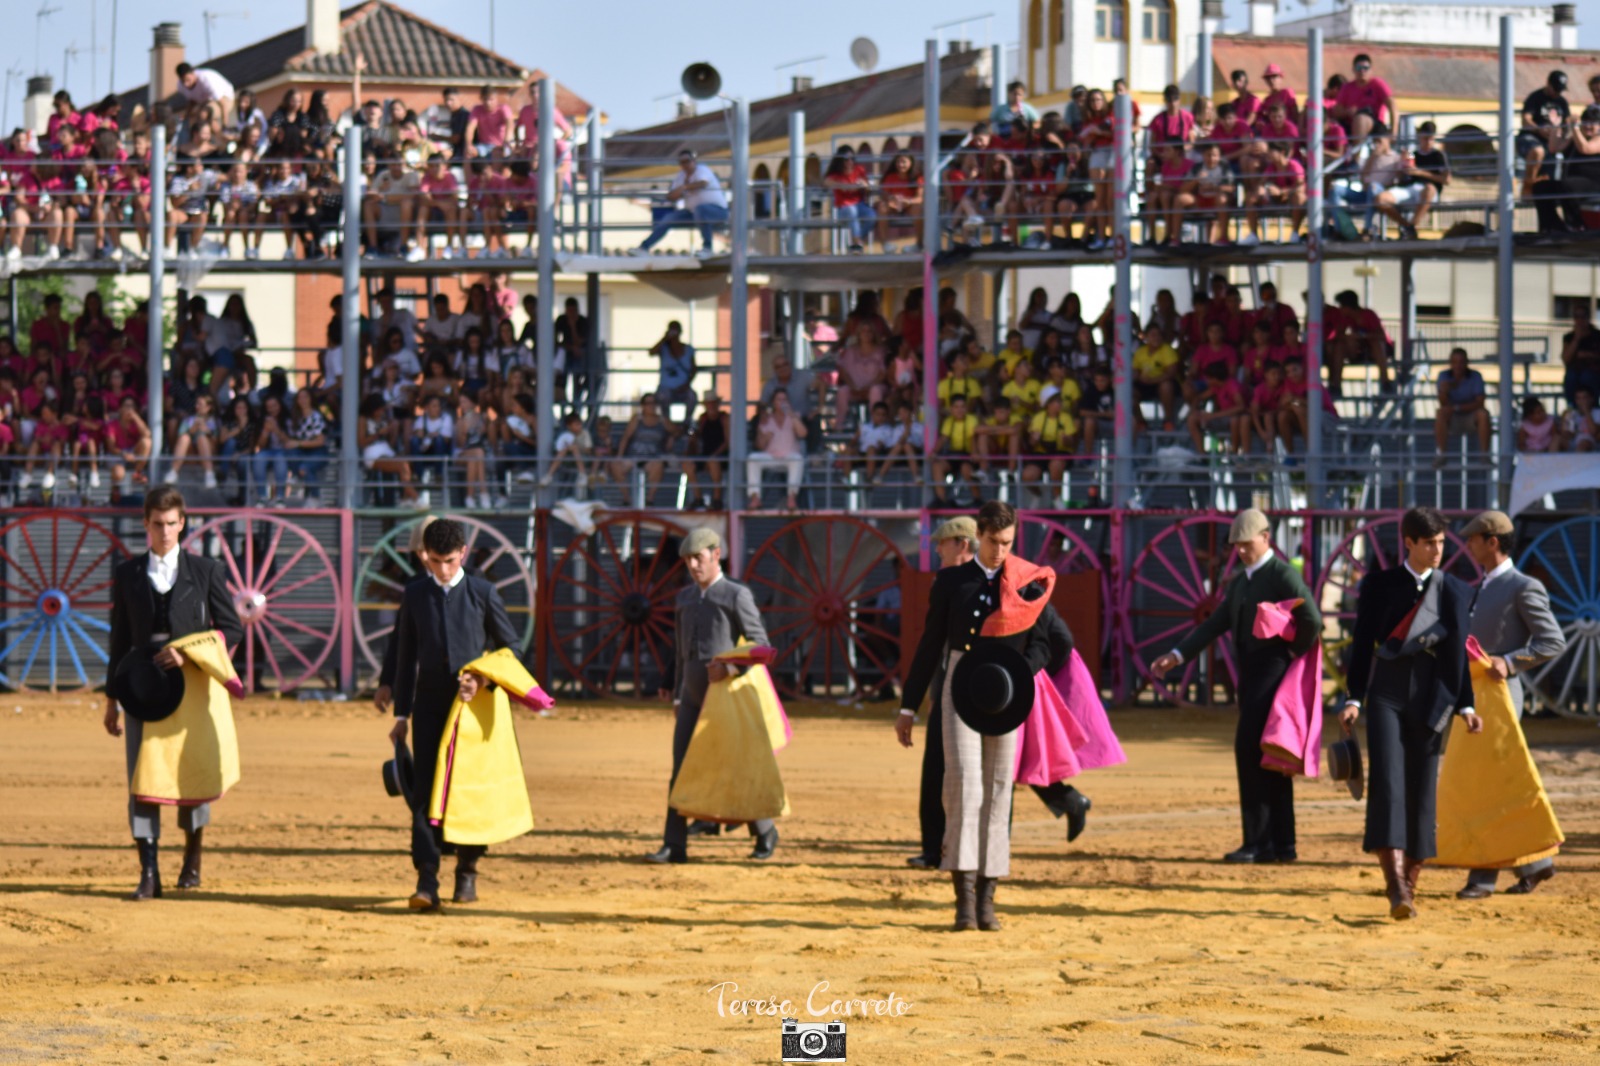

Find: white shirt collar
1481;557;1515;584
149;546;181;571
432;567;466;592
698;572;723;598
1403;560;1433;585
1243;555;1271;579
977;559;1001;581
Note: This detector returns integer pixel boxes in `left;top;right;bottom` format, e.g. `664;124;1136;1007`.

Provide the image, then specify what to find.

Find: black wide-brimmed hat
108;648;185;722
382;739;415;805
950;643;1035;736
1328;731;1364;801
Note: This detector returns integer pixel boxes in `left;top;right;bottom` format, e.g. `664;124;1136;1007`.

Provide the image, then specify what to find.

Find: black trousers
917;695;946;862
1236;648;1296;852
1362;657;1445;859
410;676;486;880
663;698;773;850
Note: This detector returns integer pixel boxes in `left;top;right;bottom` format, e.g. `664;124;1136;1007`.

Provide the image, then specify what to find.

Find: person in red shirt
1241;141;1305;245
1184;320;1240;407
515;79;572;157
1186;362;1248;453
1326;289;1393;394
1145;143;1193;247
875;152;924;250
416;152;465;258
1175;142;1236;246
465;85;514;156
1240;322;1276;386
1146;83;1196;151
45;91;81;147
824;146;877;253
1078;89;1116;250
1248;281;1299;345
1260;64;1300;128
1278;358;1336;452
1332;53;1394;144
1229;69;1261;126
1211;102;1256;174
1248;360;1287;451
1252;102;1300;150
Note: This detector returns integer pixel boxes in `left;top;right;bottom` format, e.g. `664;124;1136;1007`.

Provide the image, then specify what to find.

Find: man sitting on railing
629;150;729;259
1373;121;1450;240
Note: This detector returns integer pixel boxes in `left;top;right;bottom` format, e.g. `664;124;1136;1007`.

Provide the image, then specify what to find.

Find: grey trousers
124;716;209;841
1464;695;1554;890
939;650;1018;878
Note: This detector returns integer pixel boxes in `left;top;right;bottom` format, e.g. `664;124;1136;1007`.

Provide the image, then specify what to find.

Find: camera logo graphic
780;1018;846;1062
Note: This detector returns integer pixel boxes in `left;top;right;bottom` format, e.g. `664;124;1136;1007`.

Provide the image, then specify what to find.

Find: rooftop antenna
35;1;62;76
849;37;879;74
202;9;250;62
3;62;25;131
774;54;825;94
931;12;995;53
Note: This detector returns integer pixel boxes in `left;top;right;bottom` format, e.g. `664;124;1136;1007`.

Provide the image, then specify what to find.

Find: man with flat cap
1151;507;1320;864
1456;509;1566;899
1341;506;1482;920
650;526;779;864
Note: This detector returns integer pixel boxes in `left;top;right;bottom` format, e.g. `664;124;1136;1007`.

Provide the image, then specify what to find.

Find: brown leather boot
127;839;161;901
976;876;1001;931
453;850;480;904
177;828;203;889
1402;854;1423;912
951;871;977;931
1379;849;1415;920
409;867;441;911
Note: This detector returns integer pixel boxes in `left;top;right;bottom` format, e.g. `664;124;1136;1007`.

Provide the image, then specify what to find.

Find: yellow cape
668;664;790;824
130;630;243;805
427;648;541;846
1430;650;1564;869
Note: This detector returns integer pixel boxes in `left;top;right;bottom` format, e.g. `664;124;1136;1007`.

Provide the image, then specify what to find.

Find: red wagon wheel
1124;515;1285;707
182;512;345;693
1013;512;1112;676
743;516;907;698
0;512;132;692
547;514;689;698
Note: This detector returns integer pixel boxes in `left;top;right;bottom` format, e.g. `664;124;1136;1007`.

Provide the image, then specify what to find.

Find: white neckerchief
148;546;182;595
432;567;466;594
977;559;1001;582
1403;560;1434;588
1480;557;1514;587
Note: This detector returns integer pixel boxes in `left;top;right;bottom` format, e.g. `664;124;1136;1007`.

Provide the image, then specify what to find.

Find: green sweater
1175;555;1321;663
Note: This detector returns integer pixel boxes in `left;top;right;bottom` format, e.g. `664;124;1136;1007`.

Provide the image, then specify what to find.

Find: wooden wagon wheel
0;512;131;692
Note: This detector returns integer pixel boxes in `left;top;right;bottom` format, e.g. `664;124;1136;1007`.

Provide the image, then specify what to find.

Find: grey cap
681;527;721;556
1460;510;1513;538
1228;508;1270;543
933;516;978;544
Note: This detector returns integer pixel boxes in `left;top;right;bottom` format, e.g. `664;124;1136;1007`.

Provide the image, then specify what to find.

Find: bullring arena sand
3;694;1600;1065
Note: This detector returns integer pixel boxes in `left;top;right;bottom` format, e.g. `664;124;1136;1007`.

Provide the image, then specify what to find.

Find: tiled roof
120;1;589;118
605;49;992;166
1211;35;1600;103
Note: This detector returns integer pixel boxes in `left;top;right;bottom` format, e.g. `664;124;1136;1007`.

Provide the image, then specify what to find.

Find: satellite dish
681;62;722;101
850;37;879;73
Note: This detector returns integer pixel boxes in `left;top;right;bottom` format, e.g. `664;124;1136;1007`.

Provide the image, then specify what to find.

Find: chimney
791;75;813;94
1201;0;1224;32
948;39;972;55
306;0;341;56
149;22;185;107
1552;4;1578;50
23;75;53;137
1247;0;1276;36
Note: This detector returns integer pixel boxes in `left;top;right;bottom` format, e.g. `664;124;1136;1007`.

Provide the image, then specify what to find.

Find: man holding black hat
1151;508;1320;864
898;501;1060;932
1456;510;1566;899
388;518;527;910
1341;506;1482;920
104;486;244;900
650;526;777;864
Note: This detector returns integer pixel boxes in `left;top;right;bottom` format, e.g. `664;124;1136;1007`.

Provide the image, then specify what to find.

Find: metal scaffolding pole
1495;15;1516;501
536;76;557;500
729;96;751;562
147;124;167;468
990;42;1004;111
1111;91;1134;507
340;129;362;510
788;109;807;365
587;111;603;256
1306;29;1326;503
1198;23;1214;99
921;39;940;496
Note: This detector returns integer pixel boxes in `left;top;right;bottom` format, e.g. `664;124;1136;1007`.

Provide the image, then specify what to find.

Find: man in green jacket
1151;508;1321;863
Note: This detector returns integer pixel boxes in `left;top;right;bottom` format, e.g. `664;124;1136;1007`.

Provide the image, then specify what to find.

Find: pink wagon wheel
182;512;344;693
1314;514;1478;690
743;516;908;698
0;512;132;692
547;513;689;699
1124;515;1282;708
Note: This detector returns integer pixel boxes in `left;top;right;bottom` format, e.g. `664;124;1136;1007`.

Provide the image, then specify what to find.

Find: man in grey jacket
648;527;779;864
1457;510;1567;899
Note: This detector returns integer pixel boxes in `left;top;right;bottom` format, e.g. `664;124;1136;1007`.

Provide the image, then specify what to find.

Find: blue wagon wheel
0;513;132;692
1518;516;1600;718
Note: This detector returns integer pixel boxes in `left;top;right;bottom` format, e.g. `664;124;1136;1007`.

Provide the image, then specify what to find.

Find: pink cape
1014;648;1127;786
1253;600;1323;777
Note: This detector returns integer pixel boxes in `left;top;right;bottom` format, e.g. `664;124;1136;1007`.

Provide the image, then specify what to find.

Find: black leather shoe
1062;788;1091;843
686;820;722;837
1456;884;1494;900
453;871;478;903
176;828;203;889
1504;866;1555;895
1223;845;1270;863
907;854;937;869
646;845;687;864
749;827;779;860
1269;847;1297;864
127;839;161;901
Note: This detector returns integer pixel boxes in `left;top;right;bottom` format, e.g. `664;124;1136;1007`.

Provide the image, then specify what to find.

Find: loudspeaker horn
681;62;722;101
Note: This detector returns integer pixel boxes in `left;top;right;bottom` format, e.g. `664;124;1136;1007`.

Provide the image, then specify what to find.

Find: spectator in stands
107;395;152;500
1052;144;1096;244
216;396;257;501
612;393;676;503
1331;53;1393;144
761;355;822;448
1240;141;1305;246
1277;358;1331;454
1534;105;1600;234
1187;362;1248;454
1212;102;1256;176
1175;142;1236;246
175;62;235;131
1146;143;1194;246
991;81;1039;132
836;322;889;427
285;387;330;502
1326;289;1394;395
681;392;729;507
747;389;807;510
416;153;465;259
1561;387;1597;452
374;286;420;361
421;87;468;161
1133;324;1180;427
876;152;923;250
517;80;573;154
631;149;728;258
825;146;877;254
541;410;592;492
217;161;261;259
1185;320;1239;407
1432;347;1491;466
1076;364;1114;452
652;320;697;415
1516;396;1560;454
1022;390;1075;505
355;392;424;509
454;390;492;507
1519;70;1571;201
1350;126;1407;236
1230;69;1261;126
930;394;979;508
249;393;291;505
852;400;897;485
1260;64;1299;128
258;156;306;259
1561;302;1600;404
1375;121;1449;239
1147;84;1196;152
1078;89;1115;251
1062;85;1088;130
165;392;219;488
465;85;515;157
1248;360;1287;452
974;395;1023;483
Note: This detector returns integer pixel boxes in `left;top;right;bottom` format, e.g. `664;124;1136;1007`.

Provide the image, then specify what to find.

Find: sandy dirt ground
3;693;1599;1066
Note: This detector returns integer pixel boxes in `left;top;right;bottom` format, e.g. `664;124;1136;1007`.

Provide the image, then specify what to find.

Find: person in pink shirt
1241;141;1305;245
494;159;537;250
19;400;70;490
1260;64;1300;127
516;80;573;155
1248;360;1287;450
1332;53;1394;143
1252;102;1300;148
1187;362;1248;452
467;157;506;258
46;91;82;147
1240;322;1276;386
466;85;514;156
1146;84;1196;150
1211;102;1256;178
417;152;466;258
1146;143;1194;247
1278;358;1336;453
1327;289;1393;394
1229;69;1261;126
1185;320;1240;405
1271;322;1307;376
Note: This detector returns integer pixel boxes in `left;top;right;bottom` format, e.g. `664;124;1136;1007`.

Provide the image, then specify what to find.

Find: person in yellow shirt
1132;322;1181;427
1001;360;1043;422
995;329;1033;383
931;395;979;507
936;350;985;410
1022;388;1078;506
1041;359;1082;413
973;395;1023;481
959;336;997;379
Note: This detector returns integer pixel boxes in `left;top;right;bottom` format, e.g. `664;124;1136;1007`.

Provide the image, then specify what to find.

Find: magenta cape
1014;648;1127;786
1253;600;1323;778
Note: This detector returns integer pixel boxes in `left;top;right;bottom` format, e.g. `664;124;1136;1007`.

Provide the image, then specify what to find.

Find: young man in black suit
103;485;245;899
1340;506;1483;920
387;518;525;910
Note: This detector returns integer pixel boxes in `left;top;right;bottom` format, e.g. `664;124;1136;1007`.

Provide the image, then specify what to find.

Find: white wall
1275;4;1552;48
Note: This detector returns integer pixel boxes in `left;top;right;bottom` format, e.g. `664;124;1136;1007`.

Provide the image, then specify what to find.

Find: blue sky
10;0;1597;132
